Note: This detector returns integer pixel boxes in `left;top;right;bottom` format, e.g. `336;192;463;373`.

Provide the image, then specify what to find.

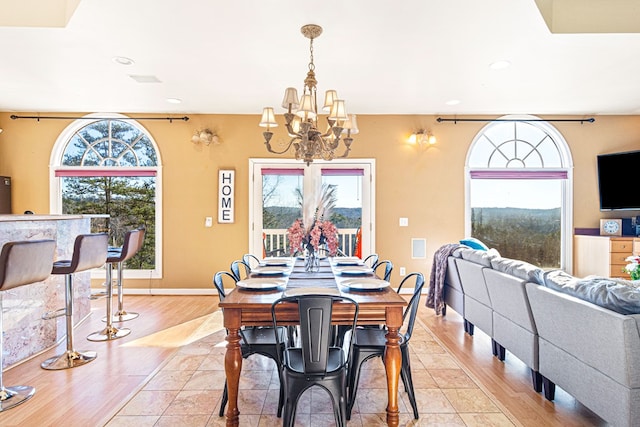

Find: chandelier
259;24;358;165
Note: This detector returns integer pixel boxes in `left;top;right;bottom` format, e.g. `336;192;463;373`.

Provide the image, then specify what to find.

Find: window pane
322;174;362;256
61;176;156;269
470;179;561;268
262;174;303;256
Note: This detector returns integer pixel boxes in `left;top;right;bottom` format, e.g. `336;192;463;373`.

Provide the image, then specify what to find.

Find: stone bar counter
0;214;93;368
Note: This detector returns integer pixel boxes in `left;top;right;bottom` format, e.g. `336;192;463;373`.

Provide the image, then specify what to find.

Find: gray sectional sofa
441;246;640;427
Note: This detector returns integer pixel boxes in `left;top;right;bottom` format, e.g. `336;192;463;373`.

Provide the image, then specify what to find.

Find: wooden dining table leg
224;309;243;427
384;306;403;427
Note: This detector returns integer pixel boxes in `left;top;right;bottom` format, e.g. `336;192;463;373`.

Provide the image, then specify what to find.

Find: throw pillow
459;237;489;251
543;270;640;315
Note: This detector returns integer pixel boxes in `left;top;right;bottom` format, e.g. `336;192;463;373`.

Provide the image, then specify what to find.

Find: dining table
218;256;408;426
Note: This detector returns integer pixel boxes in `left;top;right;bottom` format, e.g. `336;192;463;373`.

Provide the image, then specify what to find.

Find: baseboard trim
94;288;218;296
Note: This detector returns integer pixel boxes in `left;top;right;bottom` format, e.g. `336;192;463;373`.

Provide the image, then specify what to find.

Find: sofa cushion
460;237;489;251
543;269;640;315
459;247;500;267
491;257;545;285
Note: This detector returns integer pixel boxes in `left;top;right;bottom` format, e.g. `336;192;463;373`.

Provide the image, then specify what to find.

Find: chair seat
285;347;345;375
240;326;286;346
51;259;73;275
353;327;407;348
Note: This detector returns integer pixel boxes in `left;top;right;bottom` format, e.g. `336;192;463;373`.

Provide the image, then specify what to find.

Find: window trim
464;115;574;272
49;113;163;279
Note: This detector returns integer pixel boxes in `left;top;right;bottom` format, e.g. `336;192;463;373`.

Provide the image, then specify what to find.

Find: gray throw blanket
426;243;463;315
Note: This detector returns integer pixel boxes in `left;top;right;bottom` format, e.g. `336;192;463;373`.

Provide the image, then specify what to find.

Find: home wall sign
218;169;235;223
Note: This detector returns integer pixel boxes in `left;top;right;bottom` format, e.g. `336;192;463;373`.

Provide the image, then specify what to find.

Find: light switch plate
205;217;213;227
399;217;409;227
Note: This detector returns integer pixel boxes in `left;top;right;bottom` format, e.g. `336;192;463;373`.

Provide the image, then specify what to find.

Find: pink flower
286;218;340;256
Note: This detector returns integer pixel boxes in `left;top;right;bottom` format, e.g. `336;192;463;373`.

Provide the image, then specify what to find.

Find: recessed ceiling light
490;60;511;70
166;98;182;104
129;74;162;83
112;56;135;66
445;99;461;106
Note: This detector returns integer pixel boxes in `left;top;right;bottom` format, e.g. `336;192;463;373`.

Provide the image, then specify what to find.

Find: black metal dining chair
362;253;379;268
213;271;286;417
230;259;251;280
373;259;393;281
242;253;261;270
346;272;425;420
272;293;359;427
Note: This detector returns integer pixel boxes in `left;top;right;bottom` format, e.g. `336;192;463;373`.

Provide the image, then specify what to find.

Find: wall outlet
399;217;409;227
399;267;406;276
205;217;213;227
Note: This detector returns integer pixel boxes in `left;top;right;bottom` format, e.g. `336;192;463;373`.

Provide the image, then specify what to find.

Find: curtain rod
10;115;190;122
436;117;594;124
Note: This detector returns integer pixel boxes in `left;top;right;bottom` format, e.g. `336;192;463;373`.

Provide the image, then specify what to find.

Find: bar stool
88;228;142;341
41;233;108;370
108;228;145;323
0;240;56;411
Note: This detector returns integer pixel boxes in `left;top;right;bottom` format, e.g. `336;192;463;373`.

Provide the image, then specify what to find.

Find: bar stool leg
87;262;130;341
103;261;138;323
0;294;35;411
41;274;97;370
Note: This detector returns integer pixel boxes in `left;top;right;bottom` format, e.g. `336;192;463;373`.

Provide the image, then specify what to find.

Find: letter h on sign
218;170;235;223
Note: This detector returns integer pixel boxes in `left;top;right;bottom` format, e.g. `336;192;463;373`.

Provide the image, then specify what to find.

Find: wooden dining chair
213;271;286;417
346;272;425;420
272;293;359;427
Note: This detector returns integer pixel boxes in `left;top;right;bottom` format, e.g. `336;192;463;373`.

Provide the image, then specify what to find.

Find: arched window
466;115;573;270
50;113;162;278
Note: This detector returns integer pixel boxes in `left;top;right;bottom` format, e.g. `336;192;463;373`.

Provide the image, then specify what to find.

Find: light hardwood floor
0;295;605;426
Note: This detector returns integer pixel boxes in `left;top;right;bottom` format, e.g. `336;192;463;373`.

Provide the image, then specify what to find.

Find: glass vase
305;250;319;272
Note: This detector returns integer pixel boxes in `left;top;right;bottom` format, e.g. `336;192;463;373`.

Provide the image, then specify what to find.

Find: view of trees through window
261;172;362;256
472;207;561;268
62;176;156;269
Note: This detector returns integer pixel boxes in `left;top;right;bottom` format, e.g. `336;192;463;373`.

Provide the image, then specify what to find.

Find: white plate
333;265;373;275
251;266;291;275
334;259;363;266
237;278;286;290
260;258;293;267
340;278;390;290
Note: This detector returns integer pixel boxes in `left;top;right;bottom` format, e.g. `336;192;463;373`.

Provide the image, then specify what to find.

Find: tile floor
106;311;517;426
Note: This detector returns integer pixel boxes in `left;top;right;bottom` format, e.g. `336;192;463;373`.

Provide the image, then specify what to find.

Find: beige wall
1;112;639;289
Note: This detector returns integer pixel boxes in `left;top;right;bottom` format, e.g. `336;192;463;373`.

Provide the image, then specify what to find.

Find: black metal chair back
272;293;359;426
374;259;393;281
230;259;251;280
362;253;378;268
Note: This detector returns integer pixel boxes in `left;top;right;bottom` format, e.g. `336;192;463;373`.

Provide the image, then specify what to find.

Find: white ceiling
1;0;640;116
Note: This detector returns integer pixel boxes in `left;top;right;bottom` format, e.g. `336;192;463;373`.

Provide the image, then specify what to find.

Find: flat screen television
597;150;640;210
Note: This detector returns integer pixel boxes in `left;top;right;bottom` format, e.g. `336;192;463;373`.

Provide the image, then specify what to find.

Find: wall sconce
408;130;436;148
191;128;218;145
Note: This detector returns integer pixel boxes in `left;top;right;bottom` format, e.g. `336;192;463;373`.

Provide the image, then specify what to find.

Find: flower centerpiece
624;255;640;280
287;185;340;271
